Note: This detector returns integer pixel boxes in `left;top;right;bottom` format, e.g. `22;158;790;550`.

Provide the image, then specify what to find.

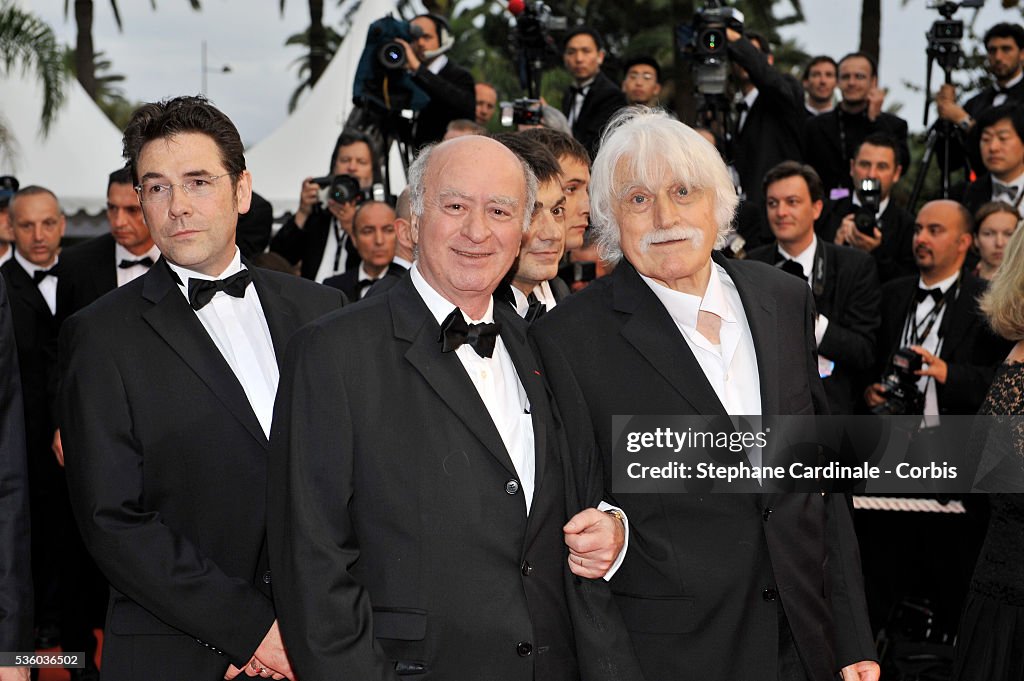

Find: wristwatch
957;115;974;133
604;508;625;524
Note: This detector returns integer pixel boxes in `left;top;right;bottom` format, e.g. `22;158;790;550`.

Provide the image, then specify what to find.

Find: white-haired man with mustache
530;108;880;681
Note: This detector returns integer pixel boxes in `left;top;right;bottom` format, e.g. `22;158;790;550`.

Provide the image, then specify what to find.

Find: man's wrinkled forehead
611;152;701;196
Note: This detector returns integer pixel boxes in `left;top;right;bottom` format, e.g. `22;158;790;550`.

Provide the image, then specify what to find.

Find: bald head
914;199;974;283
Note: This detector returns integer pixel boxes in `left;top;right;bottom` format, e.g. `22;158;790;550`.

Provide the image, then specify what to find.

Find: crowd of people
1;14;1023;681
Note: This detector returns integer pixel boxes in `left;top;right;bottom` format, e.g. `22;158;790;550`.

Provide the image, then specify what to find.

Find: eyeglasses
627;72;656;82
134;173;234;204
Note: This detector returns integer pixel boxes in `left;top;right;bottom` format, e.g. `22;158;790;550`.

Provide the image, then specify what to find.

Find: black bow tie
187;269;252;311
779;258;807;281
33;266;58;284
354;277;378;295
993;182;1019;202
525;291;547;323
570;85;588;97
915;287;942;304
438;307;501;358
119;256;154;269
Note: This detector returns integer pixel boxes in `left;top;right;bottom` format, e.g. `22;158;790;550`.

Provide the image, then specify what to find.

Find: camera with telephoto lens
853;178;882;236
501;99;544;127
375;20;423;70
675;0;745;96
872;347;926;416
924;0;985;73
310;174;366;206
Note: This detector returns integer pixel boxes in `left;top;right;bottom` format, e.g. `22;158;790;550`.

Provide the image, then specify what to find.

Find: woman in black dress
952;224;1024;680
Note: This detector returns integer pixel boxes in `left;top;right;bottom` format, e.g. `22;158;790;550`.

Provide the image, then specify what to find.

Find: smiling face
411;136;527;318
765;174;821;254
514;179;566;292
838;56;875;107
137;132;252;277
614;167;719;296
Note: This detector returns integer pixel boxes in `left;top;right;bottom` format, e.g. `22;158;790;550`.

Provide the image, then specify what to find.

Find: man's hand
834;214;857;246
846;225;882;253
326;199;358;237
294;177;320;228
564;508;624;579
864;383;887;408
841;660;881;681
393;37;421;72
866;87;886;121
224;621;293;680
0;667;29;681
910;345;948;384
935;83;969;125
52;428;64;467
726;27;742;42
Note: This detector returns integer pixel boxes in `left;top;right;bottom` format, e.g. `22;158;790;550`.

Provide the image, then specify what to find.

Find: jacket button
763;588;778;602
521;561;533;576
516;641;533;657
505;479;520;495
763;507;773;521
263;570;272;584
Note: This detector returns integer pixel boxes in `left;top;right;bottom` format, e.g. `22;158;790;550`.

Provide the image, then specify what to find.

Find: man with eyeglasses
621;57;662;107
59;96;344;681
802;52;910;197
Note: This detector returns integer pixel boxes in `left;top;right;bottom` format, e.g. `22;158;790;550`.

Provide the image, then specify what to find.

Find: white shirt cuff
814;313;829;347
597;501;628;581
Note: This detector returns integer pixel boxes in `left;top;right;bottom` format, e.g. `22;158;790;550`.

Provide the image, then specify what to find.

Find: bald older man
531;108;879;681
268;135;641;681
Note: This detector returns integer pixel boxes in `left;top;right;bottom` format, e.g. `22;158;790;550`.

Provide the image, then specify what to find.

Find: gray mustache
639;226;705;252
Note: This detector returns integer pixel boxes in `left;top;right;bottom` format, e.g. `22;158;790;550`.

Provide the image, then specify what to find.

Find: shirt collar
114;242;160;265
994;169;1024;190
999;70;1024;91
742;87;759;109
166;247;243;300
917;270;959;294
427;54;448;75
639;261;735;333
573;76;597;91
14;250;57;276
776;233;817;277
410;261;495;324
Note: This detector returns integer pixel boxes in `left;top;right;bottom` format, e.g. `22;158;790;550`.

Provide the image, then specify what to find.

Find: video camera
675;0;745;96
309;174;367;207
924;0;984;75
352;15;430;116
501;98;544;127
853;178;882;236
507;0;566;99
873;347;926;416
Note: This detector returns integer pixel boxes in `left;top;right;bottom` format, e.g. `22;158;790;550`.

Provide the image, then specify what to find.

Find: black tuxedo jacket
956;80;1024;172
0;275;32;652
323;262;404;301
819;197;917;283
874;273;1011;415
412;59;476;149
530;255;877;681
961;174;1013;219
748;239;881;415
561;71;627;158
268;275;643;681
728;36;806;201
60;259;344;681
269;209;361;280
802;108;910;195
1;259;59;457
56;233;118;323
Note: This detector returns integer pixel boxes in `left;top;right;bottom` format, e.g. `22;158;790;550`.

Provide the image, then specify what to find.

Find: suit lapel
614;262;728;417
390;278;518;478
720;254;780;415
5;260;53;321
140;259;268;447
938;275;976;358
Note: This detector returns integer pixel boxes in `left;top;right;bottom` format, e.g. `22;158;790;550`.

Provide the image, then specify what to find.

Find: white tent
0;69;125;215
246;0;405;214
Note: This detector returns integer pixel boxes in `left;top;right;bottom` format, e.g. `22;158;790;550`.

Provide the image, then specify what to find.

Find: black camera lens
328;175;364;205
699;28;726;54
378;42;406;69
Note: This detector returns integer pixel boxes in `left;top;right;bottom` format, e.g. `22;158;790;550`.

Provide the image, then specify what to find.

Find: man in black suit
1;187;67;660
0;275;31;681
819;133;917;282
561;27;626;158
58;167;159;324
493;133;571;321
802;52;910;197
531;109;879;681
727;30;805;203
395;14;475;149
60;96;344;681
0;176;19;268
269;129;373;281
749;161;880;415
963;104;1024;217
324;201;401;300
268;134;640;681
936;22;1024;173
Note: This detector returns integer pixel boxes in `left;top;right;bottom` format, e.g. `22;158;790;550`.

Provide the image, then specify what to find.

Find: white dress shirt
990;169;1024;216
115;242;161;288
775;235;833;377
901;272;959;421
313;218;350;283
510;280;557;318
641;263;763;417
410;263;537;512
14;251;58;315
167;249;279;438
567;76;596;128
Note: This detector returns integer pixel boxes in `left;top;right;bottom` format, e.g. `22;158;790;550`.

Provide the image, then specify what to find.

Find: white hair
589;107;739;263
407;139;538;233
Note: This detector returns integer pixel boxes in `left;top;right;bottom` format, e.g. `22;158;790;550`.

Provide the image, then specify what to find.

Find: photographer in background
270;129;376;282
820;133;917;282
395;14;476;149
726;29;805;203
